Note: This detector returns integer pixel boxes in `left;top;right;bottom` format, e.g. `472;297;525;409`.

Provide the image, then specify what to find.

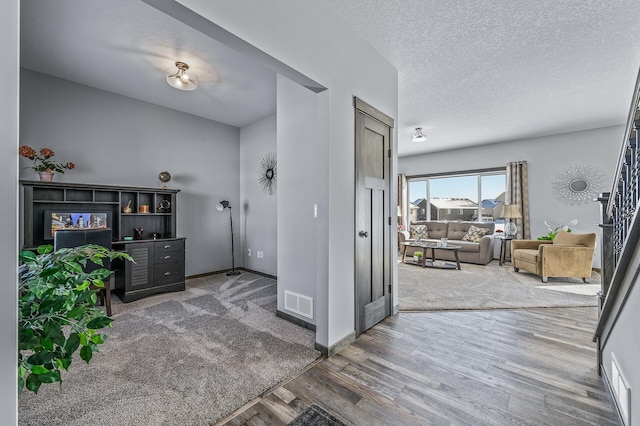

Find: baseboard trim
186;268;277;280
315;331;356;357
276;309;316;332
239;267;277;280
600;364;626;426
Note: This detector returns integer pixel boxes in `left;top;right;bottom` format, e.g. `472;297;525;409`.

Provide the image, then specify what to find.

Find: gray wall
0;0;19;423
399;125;624;268
240;114;277;276
602;241;640;425
19;70;241;276
276;75;328;328
179;0;398;348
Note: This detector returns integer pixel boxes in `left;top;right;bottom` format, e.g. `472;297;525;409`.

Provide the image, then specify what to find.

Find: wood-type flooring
222;307;617;426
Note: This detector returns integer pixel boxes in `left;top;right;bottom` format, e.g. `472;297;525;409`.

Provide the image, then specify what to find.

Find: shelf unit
21;180;179;247
21;180;185;302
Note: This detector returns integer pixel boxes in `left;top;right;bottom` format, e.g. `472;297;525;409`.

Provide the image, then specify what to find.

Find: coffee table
401;242;461;270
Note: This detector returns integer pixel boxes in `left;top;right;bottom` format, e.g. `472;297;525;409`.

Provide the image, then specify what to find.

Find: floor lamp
217;200;241;276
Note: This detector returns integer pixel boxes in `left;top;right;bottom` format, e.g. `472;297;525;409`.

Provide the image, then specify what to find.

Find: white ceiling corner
325;0;640;156
20;0;277;128
20;0;640;153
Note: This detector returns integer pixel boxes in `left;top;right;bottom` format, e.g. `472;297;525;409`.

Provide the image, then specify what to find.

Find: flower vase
38;171;54;182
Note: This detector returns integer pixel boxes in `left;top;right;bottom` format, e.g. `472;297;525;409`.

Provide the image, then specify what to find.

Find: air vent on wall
611;355;631;425
284;290;314;319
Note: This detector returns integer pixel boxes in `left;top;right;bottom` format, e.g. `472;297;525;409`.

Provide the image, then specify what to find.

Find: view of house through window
408;170;506;231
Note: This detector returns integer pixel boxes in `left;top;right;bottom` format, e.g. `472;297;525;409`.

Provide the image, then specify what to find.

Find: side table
497;235;515;266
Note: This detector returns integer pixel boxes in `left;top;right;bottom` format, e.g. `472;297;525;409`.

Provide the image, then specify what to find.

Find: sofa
399;221;495;265
511;230;596;282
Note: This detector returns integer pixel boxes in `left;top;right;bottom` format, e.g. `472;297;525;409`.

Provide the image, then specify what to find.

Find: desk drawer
154;251;184;264
154;262;185;285
154;239;184;253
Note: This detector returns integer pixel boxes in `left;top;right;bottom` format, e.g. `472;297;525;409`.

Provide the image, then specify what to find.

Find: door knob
359;230;369;238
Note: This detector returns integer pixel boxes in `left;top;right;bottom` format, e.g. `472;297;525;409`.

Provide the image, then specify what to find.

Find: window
406;169;506;225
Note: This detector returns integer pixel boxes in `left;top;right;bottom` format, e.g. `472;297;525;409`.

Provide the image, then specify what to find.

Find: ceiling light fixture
165;61;199;91
411;127;426;143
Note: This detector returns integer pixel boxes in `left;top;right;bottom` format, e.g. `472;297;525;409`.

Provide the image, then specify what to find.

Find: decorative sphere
158;171;172;183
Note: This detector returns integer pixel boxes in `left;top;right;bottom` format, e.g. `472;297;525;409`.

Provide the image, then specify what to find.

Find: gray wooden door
354;98;393;335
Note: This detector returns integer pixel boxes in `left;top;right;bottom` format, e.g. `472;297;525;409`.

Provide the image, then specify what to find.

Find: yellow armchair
511;231;596;283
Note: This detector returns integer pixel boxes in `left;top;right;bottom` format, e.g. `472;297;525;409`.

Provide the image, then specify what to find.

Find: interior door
355;98;393;335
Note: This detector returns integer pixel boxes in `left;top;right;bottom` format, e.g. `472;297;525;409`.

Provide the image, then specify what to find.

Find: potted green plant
537;219;578;240
18;244;132;394
413;251;424;263
19;145;75;181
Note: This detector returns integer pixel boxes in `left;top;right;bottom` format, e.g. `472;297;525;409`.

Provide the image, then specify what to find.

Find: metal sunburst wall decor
258;152;277;195
552;164;606;205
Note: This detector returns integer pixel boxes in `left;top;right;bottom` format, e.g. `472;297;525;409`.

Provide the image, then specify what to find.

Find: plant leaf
87;316;113;330
37;245;53;255
25;374;42;394
64;333;81;355
19;250;37;262
30;365;50;375
80;345;93;363
37;370;61;384
58;356;72;371
27;351;54;366
44;322;65;347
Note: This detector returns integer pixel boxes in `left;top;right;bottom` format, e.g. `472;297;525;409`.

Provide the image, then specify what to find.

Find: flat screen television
44;211;112;240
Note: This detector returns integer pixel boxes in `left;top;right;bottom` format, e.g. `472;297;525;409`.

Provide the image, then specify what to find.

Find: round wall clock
258;152;277;195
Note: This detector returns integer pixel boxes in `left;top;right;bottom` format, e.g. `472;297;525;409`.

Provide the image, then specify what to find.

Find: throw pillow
409;224;428;240
462;225;489;243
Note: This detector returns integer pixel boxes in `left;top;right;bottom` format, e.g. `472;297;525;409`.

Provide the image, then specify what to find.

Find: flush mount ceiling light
165;61;199;91
411;127;426;143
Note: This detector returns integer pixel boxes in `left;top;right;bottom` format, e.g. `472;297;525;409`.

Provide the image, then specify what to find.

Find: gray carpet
19;272;320;425
399;259;601;311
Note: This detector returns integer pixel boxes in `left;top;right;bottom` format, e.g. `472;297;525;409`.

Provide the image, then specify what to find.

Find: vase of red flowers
19;145;75;181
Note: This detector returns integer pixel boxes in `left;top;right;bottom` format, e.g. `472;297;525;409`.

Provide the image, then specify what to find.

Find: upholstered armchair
511;231;596;283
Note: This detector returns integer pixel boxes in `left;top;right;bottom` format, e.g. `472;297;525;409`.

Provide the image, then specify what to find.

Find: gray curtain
506;161;530;239
397;173;408;230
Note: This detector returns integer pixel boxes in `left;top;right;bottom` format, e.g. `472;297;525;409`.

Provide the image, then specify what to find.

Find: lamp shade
216;200;231;211
500;204;522;219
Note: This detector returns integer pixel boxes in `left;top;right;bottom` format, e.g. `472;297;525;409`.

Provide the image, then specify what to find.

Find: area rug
289;404;346;426
19;272;320;425
399;259;601;311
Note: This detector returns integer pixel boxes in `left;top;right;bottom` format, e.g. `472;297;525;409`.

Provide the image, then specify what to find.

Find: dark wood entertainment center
21;180;186;302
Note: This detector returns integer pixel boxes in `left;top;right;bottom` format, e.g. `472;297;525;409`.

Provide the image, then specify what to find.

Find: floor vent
284;290;314;319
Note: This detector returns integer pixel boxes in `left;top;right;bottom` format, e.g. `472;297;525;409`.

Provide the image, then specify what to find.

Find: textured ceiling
326;0;640;156
20;0;276;128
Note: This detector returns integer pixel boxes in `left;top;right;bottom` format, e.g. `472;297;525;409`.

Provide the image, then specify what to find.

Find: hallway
224;307;616;425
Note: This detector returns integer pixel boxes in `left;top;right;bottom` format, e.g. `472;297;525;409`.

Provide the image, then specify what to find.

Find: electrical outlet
247;249;251;257
257;251;263;258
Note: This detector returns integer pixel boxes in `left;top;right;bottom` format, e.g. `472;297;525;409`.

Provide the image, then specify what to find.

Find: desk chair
54;228;113;316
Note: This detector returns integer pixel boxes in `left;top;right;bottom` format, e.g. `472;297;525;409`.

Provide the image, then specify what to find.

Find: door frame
354;97;395;335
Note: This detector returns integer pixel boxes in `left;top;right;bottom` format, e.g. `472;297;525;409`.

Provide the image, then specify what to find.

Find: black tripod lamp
217;200;241;276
